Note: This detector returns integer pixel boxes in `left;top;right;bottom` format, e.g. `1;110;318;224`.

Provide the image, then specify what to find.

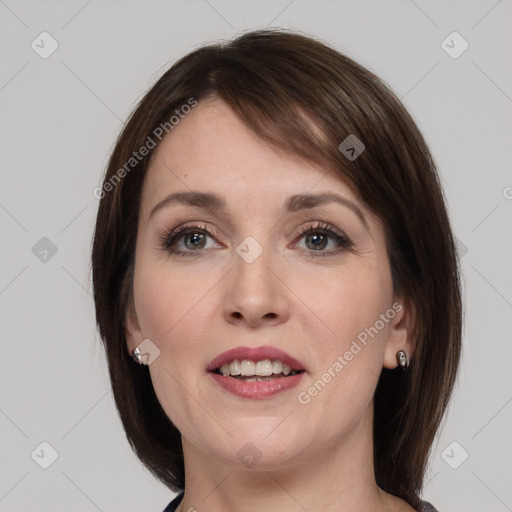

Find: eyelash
159;221;353;258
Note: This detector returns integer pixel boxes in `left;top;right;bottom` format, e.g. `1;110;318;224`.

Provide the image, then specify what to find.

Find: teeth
230;360;241;375
256;360;273;376
218;359;299;377
238;376;279;382
241;360;256;376
272;360;283;374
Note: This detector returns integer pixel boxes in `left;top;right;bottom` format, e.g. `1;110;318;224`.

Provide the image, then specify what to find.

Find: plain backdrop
1;1;511;511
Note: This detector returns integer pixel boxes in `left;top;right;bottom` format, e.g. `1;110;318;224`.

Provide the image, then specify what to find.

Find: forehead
142;98;358;209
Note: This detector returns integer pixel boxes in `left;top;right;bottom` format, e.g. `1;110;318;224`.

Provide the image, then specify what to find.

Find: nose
223;244;290;328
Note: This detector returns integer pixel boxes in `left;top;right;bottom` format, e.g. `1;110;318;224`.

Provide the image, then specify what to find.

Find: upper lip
207;345;306;372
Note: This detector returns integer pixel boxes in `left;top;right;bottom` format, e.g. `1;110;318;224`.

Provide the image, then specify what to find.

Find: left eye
296;228;351;252
301;231;333;250
180;231;213;250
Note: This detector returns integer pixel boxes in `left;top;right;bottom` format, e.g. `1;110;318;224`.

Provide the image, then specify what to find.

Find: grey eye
305;232;328;250
184;232;207;250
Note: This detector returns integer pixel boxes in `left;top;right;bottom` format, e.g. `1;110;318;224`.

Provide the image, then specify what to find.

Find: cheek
296;289;390;437
293;267;392;410
133;258;218;349
297;266;391;349
135;262;219;431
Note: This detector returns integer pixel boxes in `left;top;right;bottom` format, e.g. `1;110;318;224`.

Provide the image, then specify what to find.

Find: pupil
307;232;327;250
185;232;205;249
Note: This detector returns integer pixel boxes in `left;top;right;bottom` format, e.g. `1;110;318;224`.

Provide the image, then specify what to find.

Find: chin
202;425;310;469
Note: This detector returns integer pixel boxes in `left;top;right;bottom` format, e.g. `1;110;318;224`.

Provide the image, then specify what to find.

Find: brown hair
91;29;462;509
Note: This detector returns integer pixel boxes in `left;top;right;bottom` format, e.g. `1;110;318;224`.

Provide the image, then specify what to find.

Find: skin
125;97;416;512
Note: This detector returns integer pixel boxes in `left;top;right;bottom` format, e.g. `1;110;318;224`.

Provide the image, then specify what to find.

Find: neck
176;406;399;512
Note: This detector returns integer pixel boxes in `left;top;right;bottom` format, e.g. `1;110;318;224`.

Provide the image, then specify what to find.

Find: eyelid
294;221;345;238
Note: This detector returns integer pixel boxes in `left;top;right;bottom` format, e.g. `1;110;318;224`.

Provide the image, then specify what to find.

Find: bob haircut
91;29;462;509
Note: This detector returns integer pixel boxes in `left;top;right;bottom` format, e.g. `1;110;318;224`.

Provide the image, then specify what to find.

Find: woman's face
125;97;412;470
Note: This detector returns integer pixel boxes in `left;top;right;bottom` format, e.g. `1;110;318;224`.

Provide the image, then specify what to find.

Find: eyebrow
148;191;370;232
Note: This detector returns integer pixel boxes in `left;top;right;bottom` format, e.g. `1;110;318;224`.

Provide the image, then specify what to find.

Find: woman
91;30;462;511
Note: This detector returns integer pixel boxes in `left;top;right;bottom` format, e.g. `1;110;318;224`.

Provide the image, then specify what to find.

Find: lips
206;345;306;373
206;345;307;399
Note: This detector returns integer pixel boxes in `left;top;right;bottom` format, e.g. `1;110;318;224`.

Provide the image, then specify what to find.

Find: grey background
1;1;511;511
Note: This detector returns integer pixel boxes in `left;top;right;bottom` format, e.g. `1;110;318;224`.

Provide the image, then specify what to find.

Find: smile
207;346;306;399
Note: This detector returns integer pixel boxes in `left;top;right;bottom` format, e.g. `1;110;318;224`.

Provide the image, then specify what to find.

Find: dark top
162;492;439;511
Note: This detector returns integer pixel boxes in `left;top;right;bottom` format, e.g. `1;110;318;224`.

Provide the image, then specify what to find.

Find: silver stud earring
131;347;148;366
396;350;409;371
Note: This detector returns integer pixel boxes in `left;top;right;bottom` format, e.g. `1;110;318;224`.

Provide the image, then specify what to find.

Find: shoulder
162;491;184;512
161;493;438;512
420;500;440;512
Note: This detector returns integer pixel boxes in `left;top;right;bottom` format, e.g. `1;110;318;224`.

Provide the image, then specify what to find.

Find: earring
131;347;148;366
396;350;409;371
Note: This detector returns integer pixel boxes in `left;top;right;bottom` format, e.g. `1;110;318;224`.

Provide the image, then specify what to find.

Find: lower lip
209;372;305;399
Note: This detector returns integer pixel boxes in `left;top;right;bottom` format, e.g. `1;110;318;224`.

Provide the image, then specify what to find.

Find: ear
124;299;144;354
382;296;416;369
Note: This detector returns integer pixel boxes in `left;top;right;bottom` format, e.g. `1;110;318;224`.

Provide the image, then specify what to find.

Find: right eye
159;223;222;256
